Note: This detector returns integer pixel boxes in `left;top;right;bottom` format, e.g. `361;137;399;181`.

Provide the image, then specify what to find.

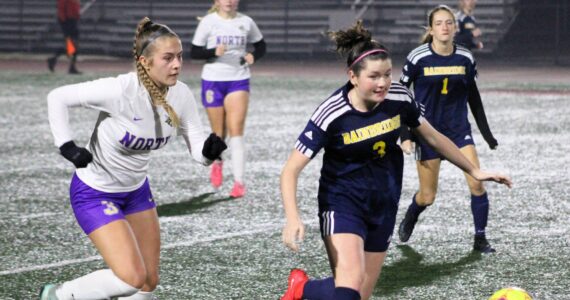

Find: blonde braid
133;17;180;128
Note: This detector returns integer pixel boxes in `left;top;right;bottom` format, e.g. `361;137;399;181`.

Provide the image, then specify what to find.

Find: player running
279;20;511;300
190;0;266;198
398;5;499;253
40;17;226;300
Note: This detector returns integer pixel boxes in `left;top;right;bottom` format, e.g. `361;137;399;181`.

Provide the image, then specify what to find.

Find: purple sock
333;287;361;300
471;192;489;236
303;277;335;300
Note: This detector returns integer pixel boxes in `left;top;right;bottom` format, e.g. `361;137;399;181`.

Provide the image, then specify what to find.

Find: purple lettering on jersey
154;137;165;149
142;139;155;151
120;132;171;151
216;36;221;45
229;36;234;45
132;138;145;150
119;131;136;147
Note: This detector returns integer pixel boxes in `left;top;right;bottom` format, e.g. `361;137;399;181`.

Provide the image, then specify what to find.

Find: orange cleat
229;181;246;198
210;160;223;188
280;269;309;300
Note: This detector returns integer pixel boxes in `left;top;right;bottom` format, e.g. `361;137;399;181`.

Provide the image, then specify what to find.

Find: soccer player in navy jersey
279;21;511;300
455;0;484;50
398;5;499;253
40;18;226;300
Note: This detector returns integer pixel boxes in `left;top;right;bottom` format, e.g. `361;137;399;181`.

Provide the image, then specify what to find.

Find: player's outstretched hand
472;169;512;188
202;133;227;161
282;218;305;252
59;141;93;168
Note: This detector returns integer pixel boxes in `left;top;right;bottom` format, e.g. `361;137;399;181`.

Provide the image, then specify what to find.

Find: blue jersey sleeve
295;120;328;159
400;59;419;88
402;97;423;129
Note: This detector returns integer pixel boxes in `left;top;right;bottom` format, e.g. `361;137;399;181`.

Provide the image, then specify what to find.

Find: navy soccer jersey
400;43;476;142
296;81;423;220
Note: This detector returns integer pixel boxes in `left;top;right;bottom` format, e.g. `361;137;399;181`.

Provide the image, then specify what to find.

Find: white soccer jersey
192;12;263;81
47;72;209;193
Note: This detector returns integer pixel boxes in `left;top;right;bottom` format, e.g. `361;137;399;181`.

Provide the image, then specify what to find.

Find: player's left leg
224;89;249;198
324;233;365;299
460;145;495;253
117;208;160;299
359;251;387;300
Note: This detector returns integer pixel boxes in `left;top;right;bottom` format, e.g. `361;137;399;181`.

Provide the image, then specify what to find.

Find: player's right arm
280;150;311;252
47;77;120;167
399;52;421;152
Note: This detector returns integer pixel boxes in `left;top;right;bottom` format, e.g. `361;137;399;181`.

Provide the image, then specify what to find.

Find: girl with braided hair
278;21;511;300
41;17;226;300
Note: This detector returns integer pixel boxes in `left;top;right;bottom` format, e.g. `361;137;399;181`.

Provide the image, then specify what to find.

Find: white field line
0;220;318;276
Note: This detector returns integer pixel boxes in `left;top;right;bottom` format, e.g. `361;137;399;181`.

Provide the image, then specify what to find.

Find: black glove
59;141;93;168
485;137;498;150
202;133;227;161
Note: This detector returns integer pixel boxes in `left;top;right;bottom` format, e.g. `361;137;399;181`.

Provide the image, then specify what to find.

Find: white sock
117;291;153;300
56;269;139;300
229;136;245;183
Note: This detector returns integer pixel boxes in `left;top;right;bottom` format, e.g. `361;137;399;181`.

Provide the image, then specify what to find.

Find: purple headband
348;49;388;69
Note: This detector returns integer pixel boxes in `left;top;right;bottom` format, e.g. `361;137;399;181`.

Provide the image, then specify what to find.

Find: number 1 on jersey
441;77;449;94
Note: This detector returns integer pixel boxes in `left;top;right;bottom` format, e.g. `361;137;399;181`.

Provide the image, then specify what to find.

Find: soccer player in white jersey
279;21;511;300
190;0;266;198
40;17;226;300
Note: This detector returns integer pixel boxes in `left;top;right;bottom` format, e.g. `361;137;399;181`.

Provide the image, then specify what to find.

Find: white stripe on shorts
322;211;335;236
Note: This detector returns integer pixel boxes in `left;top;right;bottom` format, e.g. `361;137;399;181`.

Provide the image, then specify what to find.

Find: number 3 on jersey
373;141;386;158
441;77;449;95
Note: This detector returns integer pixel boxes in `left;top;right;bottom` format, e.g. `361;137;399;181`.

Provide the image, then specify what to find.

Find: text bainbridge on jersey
342;115;401;145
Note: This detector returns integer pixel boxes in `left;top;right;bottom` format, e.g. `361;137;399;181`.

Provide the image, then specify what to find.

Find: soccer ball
489;287;532;300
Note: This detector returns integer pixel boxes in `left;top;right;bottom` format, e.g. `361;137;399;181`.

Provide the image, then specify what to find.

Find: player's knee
115;265;148;289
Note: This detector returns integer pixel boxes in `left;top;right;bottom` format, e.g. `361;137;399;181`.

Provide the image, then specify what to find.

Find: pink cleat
210;160;223;188
229;181;246;198
280;269;309;300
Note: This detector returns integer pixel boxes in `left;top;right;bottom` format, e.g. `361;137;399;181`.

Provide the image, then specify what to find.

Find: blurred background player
398;5;499;254
279;21;511;300
190;0;266;198
47;0;82;74
40;17;226;300
455;0;484;50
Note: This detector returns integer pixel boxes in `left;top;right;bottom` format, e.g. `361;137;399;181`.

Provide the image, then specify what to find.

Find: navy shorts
69;174;156;235
415;131;475;161
319;211;395;252
201;79;250;108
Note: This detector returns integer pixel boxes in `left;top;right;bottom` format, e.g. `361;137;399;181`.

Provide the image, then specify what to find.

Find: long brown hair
133;17;180;128
420;5;456;44
328;20;390;75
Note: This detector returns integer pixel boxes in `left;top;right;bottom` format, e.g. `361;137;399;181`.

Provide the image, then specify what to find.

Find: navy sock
471;192;489;236
333;287;361;300
303;277;335;300
408;194;427;218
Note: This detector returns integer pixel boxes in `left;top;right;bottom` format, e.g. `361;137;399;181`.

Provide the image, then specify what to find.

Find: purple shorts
201;79;250;108
319;211;395;252
69;173;156;235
